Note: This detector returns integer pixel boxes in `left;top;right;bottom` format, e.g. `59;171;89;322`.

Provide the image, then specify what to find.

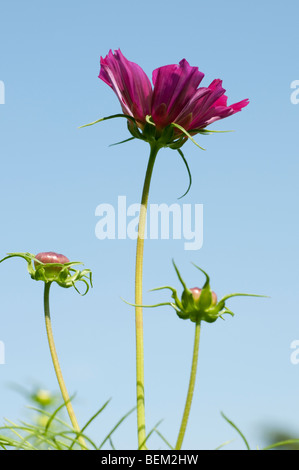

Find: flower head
96;49;249;148
129;260;266;324
80;50;250;198
0;252;92;295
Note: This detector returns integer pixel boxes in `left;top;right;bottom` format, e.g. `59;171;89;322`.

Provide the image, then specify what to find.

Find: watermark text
290;80;299;104
290;340;299;365
95;196;203;250
0;341;5;365
0;81;5;104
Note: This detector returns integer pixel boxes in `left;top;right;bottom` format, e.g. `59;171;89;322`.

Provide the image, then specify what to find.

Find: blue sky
0;0;299;450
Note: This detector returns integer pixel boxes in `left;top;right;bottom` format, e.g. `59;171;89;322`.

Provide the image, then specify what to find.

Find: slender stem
175;321;201;450
135;143;159;450
43;282;87;450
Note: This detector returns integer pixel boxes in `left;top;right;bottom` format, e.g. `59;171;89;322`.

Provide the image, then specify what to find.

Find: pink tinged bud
211;291;217;305
190;287;202;301
34;252;70;273
190;287;217;305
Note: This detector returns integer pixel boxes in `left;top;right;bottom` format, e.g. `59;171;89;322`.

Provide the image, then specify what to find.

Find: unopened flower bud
189;287;202;301
34;389;53;407
34;252;70;280
128;260;266;324
35;252;70;268
190;287;217;305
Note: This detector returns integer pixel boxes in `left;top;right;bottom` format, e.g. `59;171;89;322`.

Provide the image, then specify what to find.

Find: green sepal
181;288;194;311
219;292;269;303
150;285;183;311
194;128;234;135
168;136;188;150
127;120;145;140
121;297;174;310
142;116;157;142
109;137;135;147
176;308;191;320
157;125;175;146
78;113;138;129
172;259;188;291
170;123;206;151
191;263;210;288
198;287;212;311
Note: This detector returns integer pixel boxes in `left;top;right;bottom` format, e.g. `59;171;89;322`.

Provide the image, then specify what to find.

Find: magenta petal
212;93;228;108
229;98;250;113
184;81;225;129
200;97;250;127
174;87;212;127
209;80;249;113
99;49;152;125
204;80;227;110
151;59;205;128
208;80;249;113
188;79;249;130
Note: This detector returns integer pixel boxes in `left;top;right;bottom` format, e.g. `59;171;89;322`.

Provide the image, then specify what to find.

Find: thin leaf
45;398;75;433
68;399;111;450
177;148;192;199
53;430;97;450
221;412;250;450
155;429;174;450
215;439;236;450
82;399;111;434
139;420;163;450
26;405;74;431
98;406;136;449
109;437;116;450
262;439;299;451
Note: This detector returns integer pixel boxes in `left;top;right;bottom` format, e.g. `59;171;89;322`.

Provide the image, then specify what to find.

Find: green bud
0;252;93;295
133;260;267;324
34;389;53;407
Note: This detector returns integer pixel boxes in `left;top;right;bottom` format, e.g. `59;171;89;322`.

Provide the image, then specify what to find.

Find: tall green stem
43;282;87;450
135;143;159;450
175;321;201;450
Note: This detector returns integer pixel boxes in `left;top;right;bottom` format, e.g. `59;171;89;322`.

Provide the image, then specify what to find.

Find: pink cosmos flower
99;49;249;139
